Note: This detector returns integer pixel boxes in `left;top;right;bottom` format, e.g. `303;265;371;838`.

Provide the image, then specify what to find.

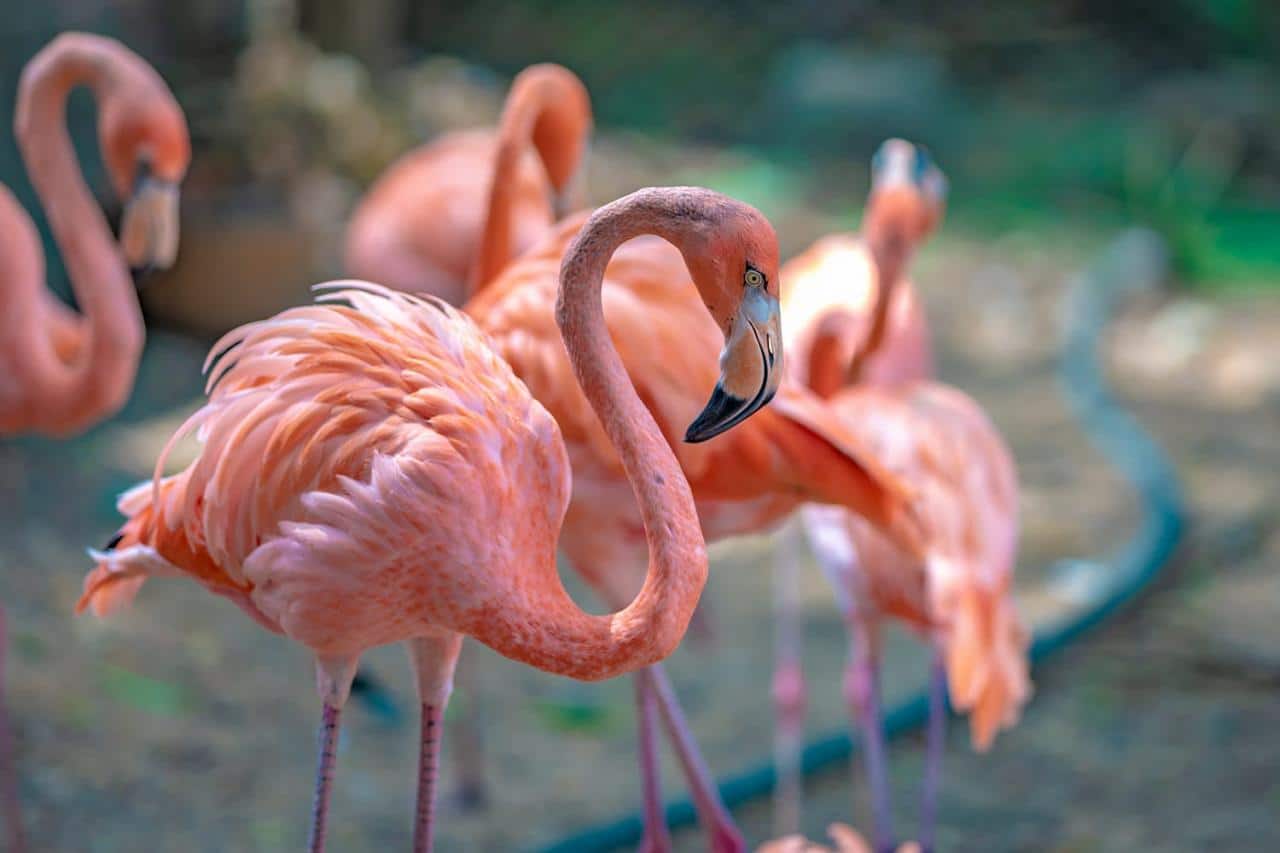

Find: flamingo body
79;283;571;670
812;383;1030;749
345;131;555;304
346;64;592;304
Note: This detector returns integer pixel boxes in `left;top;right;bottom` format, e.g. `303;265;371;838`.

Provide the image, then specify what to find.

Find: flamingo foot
843;635;894;853
308;703;342;853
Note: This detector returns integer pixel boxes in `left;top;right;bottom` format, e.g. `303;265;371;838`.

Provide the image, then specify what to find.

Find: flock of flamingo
0;32;1032;853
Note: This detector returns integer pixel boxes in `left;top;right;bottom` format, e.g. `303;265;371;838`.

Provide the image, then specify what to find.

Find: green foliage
530;696;619;734
101;664;187;717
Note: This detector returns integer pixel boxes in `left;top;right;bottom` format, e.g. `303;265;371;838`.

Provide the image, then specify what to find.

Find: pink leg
634;674;672;853
844;619;894;853
308;703;342;853
414;703;444;853
771;529;807;836
407;635;462;853
643;665;745;853
0;606;25;853
918;648;947;853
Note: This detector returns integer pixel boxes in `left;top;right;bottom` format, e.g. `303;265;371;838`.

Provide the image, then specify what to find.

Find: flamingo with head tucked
468;187;928;852
0;33;189;852
345;63;591;304
77;187;797;853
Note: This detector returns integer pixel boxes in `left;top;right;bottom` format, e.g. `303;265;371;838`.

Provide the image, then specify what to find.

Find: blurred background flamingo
0;32;189;852
771;138;945;838
345;63;591;304
801;384;1030;851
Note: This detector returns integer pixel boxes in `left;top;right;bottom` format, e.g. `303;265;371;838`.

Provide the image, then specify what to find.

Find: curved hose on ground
535;229;1187;853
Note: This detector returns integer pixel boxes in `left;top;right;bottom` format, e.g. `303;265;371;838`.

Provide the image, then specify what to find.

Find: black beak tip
684;385;750;444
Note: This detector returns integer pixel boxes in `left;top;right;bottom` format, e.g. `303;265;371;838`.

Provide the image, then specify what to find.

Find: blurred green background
3;0;1280;295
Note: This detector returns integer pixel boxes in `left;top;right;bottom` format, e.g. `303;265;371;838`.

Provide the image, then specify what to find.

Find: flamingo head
680;197;784;443
864;138;947;247
100;86;190;277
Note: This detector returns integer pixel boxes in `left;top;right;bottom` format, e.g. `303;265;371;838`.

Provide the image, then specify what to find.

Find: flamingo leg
643;664;745;853
634;674;672;853
308;702;342;853
800;507;895;851
845;618;894;853
771;525;807;837
448;651;488;812
407;635;463;853
309;657;358;853
0;606;25;853
918;648;947;853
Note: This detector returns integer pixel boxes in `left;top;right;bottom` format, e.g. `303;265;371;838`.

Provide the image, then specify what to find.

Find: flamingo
345;63;591;304
770;138;945;835
801;384;1030;853
467;193;928;851
0;33;189;852
76;187;797;852
771;142;1029;852
2;32;189;436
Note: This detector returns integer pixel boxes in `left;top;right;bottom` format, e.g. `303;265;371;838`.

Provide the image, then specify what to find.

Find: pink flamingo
2;32;189;436
467;192;928;851
0;33;189;852
77;187;790;852
802;383;1031;853
773;141;1030;852
345;63;591;304
771;138;945;836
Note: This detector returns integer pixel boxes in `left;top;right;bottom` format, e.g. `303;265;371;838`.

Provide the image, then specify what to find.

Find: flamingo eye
744;268;765;288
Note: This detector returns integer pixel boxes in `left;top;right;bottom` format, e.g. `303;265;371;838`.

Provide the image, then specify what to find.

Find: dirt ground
3;224;1278;852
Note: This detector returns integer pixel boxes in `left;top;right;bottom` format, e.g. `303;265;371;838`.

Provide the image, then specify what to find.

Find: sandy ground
3;228;1278;852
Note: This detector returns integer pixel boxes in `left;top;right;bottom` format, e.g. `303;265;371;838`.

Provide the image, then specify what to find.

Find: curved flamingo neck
467;70;586;294
806;311;858;399
13;34;144;432
848;217;912;384
555;189;710;673
470;189;712;682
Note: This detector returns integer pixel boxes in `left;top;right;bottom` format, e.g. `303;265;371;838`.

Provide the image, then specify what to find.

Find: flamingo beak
685;287;782;443
121;160;180;283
